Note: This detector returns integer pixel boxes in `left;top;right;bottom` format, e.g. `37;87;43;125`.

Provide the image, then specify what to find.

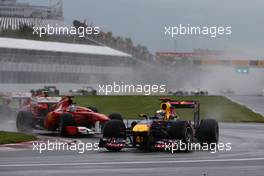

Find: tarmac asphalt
0;122;264;176
227;95;264;116
0;95;264;176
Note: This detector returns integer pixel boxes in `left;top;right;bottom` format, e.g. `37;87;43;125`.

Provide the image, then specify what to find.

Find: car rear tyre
16;111;34;133
197;119;219;145
58;113;76;137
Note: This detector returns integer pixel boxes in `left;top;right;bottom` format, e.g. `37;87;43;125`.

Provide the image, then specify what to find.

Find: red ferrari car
16;96;117;136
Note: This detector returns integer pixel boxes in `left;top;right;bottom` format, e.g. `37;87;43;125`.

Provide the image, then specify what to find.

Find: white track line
0;157;264;167
225;96;263;116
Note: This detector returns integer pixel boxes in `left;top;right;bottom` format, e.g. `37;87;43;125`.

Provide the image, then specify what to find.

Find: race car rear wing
170;101;197;108
160;98;197;108
6;92;32;108
11;92;32;99
160;98;200;128
33;97;62;104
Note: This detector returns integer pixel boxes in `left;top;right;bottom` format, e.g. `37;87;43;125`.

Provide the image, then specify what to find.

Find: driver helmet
155;110;165;119
42;91;49;97
69;105;77;112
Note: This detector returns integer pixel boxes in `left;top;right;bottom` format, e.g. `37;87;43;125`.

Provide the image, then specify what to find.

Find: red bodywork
25;96;110;133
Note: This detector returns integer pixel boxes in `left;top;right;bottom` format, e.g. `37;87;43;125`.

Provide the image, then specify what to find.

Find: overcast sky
18;0;264;56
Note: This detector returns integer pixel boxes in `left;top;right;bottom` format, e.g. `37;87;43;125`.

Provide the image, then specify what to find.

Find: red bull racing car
16;96;116;136
99;98;219;152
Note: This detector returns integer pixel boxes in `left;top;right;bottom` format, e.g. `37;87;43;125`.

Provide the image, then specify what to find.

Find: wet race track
0;122;264;176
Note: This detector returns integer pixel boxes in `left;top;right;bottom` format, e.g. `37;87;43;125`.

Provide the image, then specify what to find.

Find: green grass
0;131;37;145
74;95;264;122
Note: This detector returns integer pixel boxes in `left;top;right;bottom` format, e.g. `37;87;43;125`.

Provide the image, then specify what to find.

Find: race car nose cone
132;124;150;132
95;113;110;122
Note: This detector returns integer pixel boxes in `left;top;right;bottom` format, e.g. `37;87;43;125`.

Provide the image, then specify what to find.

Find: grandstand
0;17;63;30
0;1;143;86
0;38;136;83
0;0;63;30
